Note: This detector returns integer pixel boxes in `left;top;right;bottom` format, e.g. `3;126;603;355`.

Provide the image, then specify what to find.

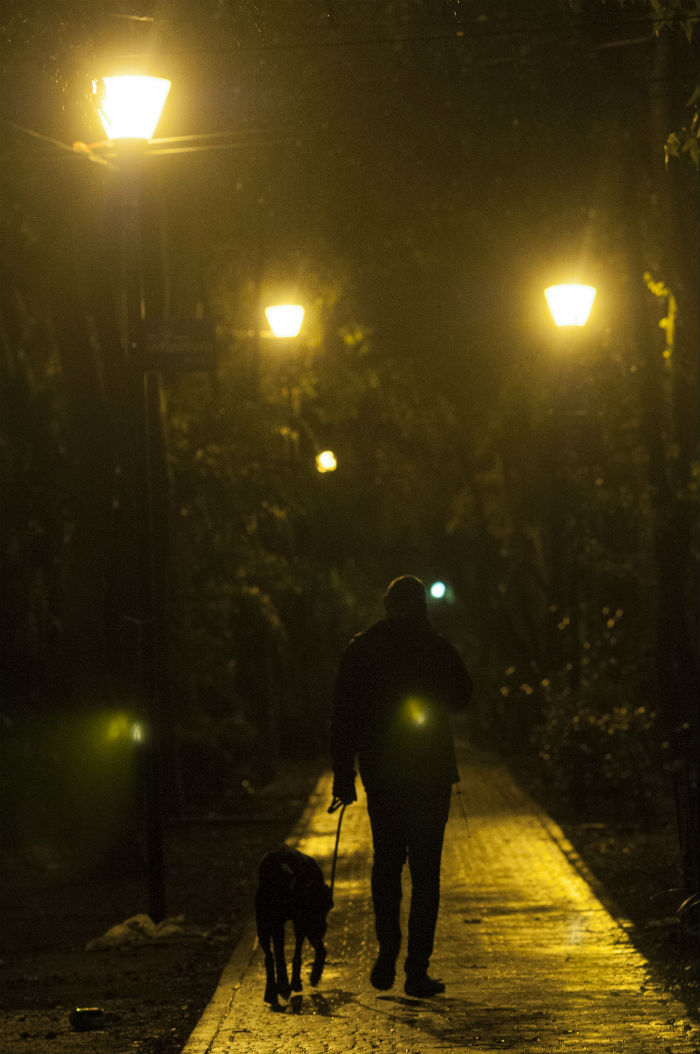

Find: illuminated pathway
183;739;699;1054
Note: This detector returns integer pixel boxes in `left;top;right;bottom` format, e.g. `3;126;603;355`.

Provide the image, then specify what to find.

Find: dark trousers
366;783;452;976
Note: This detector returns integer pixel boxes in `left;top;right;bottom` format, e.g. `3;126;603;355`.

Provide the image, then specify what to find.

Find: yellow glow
105;713;144;744
265;304;305;338
404;696;428;726
94;76;171;141
316;450;337;473
106;714;132;741
544;284;597;327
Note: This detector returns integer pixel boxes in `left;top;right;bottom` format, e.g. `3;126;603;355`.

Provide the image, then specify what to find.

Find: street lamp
316;449;338;473
544;284;597;328
543;281;596;696
265;304;305;339
93;75;171;142
91;72;172;923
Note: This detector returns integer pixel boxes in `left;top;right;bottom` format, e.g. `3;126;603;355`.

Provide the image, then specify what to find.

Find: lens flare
404;696;428;726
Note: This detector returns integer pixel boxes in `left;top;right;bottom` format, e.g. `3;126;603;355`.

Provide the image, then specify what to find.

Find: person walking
330;575;473;997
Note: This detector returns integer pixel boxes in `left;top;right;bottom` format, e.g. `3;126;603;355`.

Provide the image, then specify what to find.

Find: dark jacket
331;617;472;794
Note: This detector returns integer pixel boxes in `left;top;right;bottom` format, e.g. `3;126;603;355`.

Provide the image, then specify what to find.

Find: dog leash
327;798;347;898
325;790;468;899
454;786;471;838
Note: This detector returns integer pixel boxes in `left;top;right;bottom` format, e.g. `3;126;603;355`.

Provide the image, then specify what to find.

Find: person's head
383;575;429;622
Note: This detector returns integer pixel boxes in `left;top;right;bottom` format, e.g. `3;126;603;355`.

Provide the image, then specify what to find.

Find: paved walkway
183;739;699;1053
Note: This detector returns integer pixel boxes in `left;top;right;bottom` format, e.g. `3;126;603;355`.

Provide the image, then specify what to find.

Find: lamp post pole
119;146;168;924
95;76;172;922
544;283;596;692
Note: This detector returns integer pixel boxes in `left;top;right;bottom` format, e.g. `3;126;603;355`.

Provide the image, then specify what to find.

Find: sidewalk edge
501;763;638;936
180;769;331;1054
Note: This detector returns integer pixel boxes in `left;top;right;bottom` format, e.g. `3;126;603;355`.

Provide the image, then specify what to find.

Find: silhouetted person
330;575;472;997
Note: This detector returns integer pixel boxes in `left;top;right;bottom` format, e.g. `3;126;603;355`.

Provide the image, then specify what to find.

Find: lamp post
94;76;171;141
544;284;597;328
543;282;596;693
315;449;338;474
258;304;307;462
94;73;171;922
264;304;305;339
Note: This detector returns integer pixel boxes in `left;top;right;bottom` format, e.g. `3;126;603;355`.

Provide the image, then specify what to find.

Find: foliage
647;0;700;170
0;189;71;705
533;693;659;809
648;0;699;40
524;605;660;808
665;86;700;168
0;0;697;842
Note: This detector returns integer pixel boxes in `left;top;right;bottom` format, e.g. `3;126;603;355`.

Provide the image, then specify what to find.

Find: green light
430;581;446;599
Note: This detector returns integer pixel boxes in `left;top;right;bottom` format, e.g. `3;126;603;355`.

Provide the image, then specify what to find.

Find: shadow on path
270;984;555;1050
372;993;554;1049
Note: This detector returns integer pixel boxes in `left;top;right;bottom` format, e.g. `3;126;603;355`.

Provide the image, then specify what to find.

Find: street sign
135;319;217;372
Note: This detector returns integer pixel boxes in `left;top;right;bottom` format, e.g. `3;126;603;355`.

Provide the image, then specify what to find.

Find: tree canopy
1;2;698;844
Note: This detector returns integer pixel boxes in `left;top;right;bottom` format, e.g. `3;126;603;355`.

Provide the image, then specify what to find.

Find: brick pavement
182;739;699;1053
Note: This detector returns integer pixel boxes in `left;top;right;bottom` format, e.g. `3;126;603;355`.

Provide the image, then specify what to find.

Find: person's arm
330;642;361;804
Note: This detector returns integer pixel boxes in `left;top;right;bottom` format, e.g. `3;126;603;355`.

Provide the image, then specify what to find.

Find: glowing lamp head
265;304;305;339
544;284;597;327
316;450;337;473
430;581;446;600
93;75;171;141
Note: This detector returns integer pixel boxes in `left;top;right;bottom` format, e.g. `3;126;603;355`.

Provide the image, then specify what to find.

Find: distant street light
544;284;597;328
265;304;305;339
316;449;338;473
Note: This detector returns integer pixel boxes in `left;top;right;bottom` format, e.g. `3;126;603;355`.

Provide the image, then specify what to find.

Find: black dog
255;845;333;1007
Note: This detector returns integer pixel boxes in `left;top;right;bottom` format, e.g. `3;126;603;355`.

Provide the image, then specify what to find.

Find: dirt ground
0;759;323;1054
1;755;697;1054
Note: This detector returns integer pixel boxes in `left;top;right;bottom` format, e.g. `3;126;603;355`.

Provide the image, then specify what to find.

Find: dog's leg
273;923;291;999
257;925;280;1006
291;920;304;992
308;934;327;987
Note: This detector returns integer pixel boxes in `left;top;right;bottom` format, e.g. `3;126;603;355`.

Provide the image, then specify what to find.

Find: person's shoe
370;953;396;990
404;973;445;998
